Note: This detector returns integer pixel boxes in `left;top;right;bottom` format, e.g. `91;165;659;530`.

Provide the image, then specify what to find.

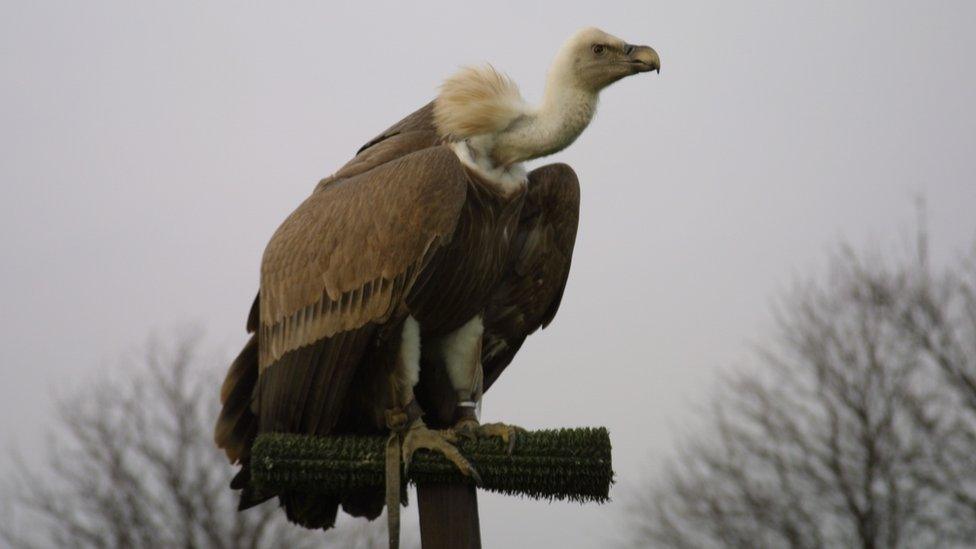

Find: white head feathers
433;28;657;168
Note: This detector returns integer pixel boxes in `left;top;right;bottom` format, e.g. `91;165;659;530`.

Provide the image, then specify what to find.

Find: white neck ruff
450;140;527;196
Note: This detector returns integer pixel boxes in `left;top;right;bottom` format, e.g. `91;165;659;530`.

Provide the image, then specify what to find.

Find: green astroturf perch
250;428;614;504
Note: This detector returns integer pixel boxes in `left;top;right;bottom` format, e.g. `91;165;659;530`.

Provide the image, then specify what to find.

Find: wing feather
258;145;468;369
481;163;580;391
218;105;462;522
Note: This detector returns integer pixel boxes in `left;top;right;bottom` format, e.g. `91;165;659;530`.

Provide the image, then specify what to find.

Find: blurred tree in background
626;229;976;548
0;335;413;549
5;225;974;549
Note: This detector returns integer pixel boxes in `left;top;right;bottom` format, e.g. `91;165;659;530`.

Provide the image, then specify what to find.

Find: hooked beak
625;44;660;74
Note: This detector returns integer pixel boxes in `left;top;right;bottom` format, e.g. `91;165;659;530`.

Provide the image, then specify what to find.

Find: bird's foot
401;420;482;484
454;418;525;455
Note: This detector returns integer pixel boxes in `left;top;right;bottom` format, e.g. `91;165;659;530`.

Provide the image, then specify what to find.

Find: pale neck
490;72;598;166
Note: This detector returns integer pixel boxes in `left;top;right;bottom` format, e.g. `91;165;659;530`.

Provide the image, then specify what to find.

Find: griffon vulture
215;27;659;529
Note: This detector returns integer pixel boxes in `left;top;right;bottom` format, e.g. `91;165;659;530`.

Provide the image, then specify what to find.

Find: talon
453;418;479;442
476;422;524;455
439;428;459;444
401;421;479;483
469;465;483;485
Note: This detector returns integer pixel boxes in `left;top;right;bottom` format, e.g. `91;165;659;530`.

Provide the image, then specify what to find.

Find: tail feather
215;334;273;513
233;464;275;511
215;334;259;464
217;304;389;530
281;493;341;530
341;490;386;521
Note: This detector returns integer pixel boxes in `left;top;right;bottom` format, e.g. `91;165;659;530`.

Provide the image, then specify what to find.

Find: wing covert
259;145;468;369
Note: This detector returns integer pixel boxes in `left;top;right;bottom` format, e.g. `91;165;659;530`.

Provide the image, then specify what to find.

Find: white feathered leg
438;316;485;409
390;317;479;480
436;315;522;453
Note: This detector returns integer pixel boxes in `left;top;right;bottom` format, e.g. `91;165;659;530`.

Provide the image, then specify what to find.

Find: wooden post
412;374;482;549
416;483;481;549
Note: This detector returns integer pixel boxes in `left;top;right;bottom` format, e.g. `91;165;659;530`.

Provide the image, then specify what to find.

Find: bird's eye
592;44;605;55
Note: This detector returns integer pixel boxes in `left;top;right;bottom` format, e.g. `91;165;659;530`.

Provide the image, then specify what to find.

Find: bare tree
625;232;976;548
0;335;409;549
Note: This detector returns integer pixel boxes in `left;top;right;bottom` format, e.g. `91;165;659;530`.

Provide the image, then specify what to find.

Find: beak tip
630;45;660;75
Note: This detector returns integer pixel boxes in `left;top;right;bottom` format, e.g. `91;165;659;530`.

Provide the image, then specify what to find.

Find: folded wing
259;145;468;370
481;163;581;390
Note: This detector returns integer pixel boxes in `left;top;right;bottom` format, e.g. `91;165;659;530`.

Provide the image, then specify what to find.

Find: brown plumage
215;27;658;531
214;104;579;526
481;163;580;391
257;144;468;369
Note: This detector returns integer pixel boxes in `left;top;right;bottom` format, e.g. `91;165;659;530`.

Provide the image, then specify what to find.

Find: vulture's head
435;27;659;167
552;27;660;93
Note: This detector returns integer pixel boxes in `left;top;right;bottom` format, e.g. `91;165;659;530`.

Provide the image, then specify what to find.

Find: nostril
624;44;635;55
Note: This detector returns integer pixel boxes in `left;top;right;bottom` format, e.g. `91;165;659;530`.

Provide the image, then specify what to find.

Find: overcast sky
2;1;975;547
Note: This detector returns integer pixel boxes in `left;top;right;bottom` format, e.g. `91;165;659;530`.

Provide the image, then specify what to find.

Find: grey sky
2;1;975;547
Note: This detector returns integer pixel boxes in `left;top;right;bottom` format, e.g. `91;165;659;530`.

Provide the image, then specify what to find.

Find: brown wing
254;145;469;438
259;145;468;369
217;101;440;442
214;106;465;526
481;163;580;391
355;101;438;156
315;102;440;191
